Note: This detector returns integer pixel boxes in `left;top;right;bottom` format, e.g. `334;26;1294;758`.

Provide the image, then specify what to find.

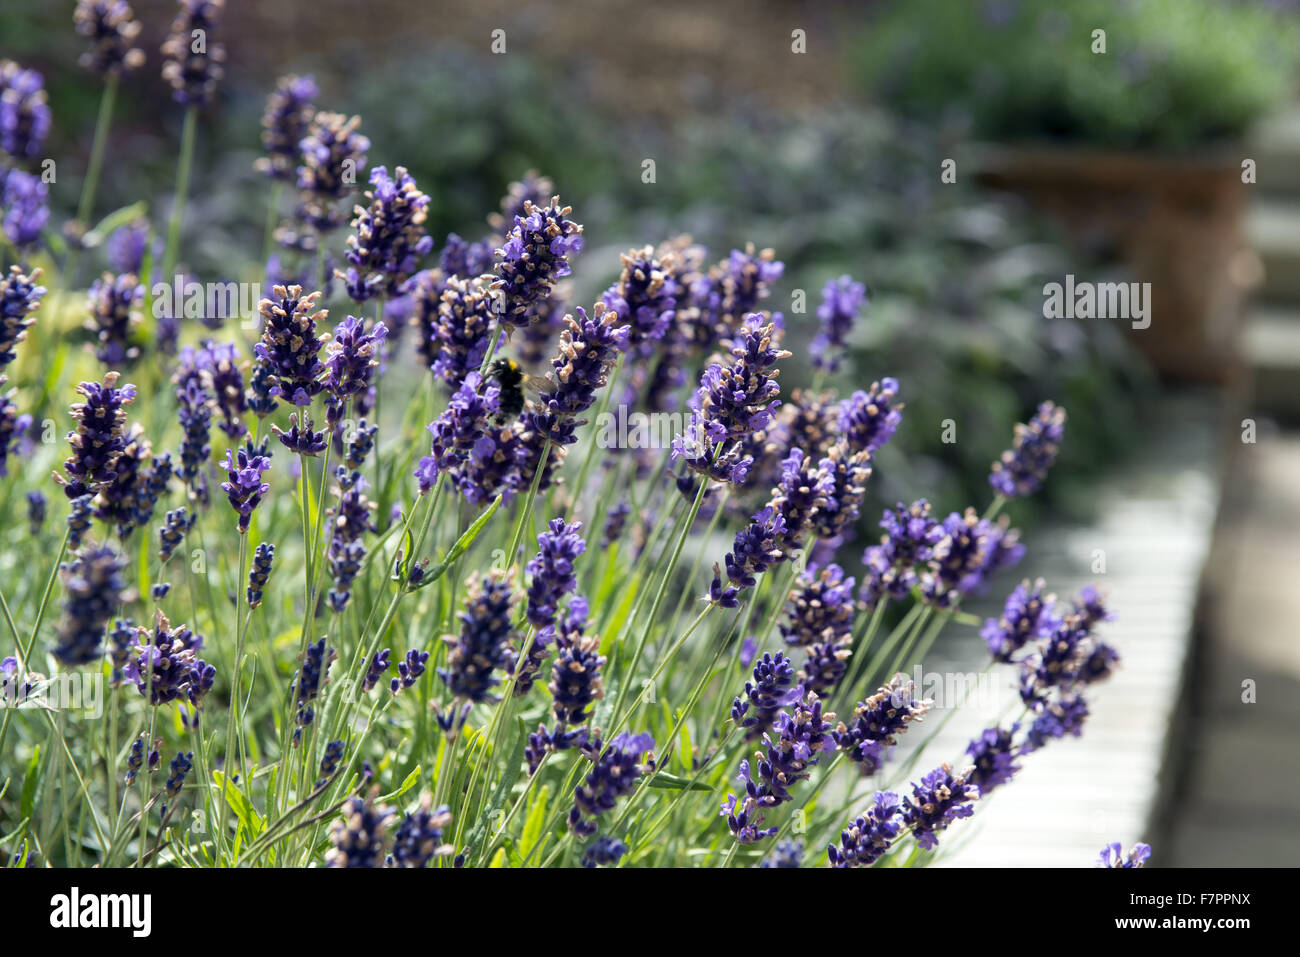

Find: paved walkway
1160;433;1300;867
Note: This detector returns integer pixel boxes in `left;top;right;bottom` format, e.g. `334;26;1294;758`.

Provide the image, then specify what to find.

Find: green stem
161;106;198;282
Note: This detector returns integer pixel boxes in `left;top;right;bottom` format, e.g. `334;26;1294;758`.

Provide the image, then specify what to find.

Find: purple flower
52;544;129;665
255;73;318;180
833;675;932;775
581;835;627;869
1018;594;1119;708
253;285;330;407
340;166;433;302
291;637;335;741
323;314;387;424
838;378;902;455
343;419;378;470
164;750;193;804
0;61;51;161
425;274;497;389
525;518;586;629
57;372;137;500
437;569;517;704
722;506;787;592
326;468;375;612
768;447;835;557
965;725;1021;795
901;763;980;851
569;731;654;836
390;794;453;867
0;264;45;369
759;839;804;868
922;508;1023;608
246;542;274;607
811;275;867;372
730;650;799;741
547;597;605;725
191;341;247;439
67;494;94;548
160;0;225;107
600;245;678;347
487;170;554;237
123;612;215;722
491;196;583;326
450;421;527;506
983;578;1061;662
440;232;494;280
327;791;393;868
1;167;49;250
418;371;499;489
1097;841;1151;868
272;410;327;456
25;489;46;535
827;791;902;867
390;648;430;695
990;401;1067;498
74;1;146;77
783;563;856;694
218;446;270;534
600;500;630;548
91;424;164;537
810;443;873;541
1022;692;1089;751
0;376;31;478
363;649;391;692
295;112;369;233
692;246;784;348
104;220;149;275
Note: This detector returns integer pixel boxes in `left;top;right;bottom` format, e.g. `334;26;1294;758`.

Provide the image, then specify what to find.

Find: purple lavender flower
325;468;375;612
922;508;1024;608
91;424;162;537
74;1;146;76
859;500;939;608
834;675;932;776
522;302;629;449
723;692;834;843
827;791;903;867
295;111;369;234
191;341;247;439
451;421;527;506
253;285;330;407
218;447;270;534
782;564;856;692
390;648;429;695
57;372;137;500
246;542;274;607
342;419;378;470
245;359;277;418
525;519;587;629
291;637;335;741
326;790;393;867
1097;841;1151;868
437;568;516;704
569;731;654;836
160;0;225;107
581;835;627;869
255;73;318;181
901;763;980;851
25;490;46;535
84;272;142;366
123;612;215;723
989;401;1067;498
1;167;49;250
982;578;1060;662
491;197;583;327
759;839;804;868
0;376;31;478
810;443;872;541
691;246;785;348
272;410;327;456
548;598;604;726
487;170;554;237
417;371;499;489
965;725;1022;796
0;61;51;162
164;750;193;805
1018;595;1119;708
731;650;799;741
1071;583;1114;629
439;232;493;280
1022;692;1089;751
52;544;129;665
601;500;629;548
838;378;902;455
323;314;387;424
767;447;835;557
600;245;677;347
811;275;867;372
104;220;149;275
0;264;45;369
390;794;453;867
67;494;94;548
721;506;787;592
340;166;432;302
363;649;391;692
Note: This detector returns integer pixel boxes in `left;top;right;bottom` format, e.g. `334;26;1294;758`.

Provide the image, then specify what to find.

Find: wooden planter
975;145;1251;383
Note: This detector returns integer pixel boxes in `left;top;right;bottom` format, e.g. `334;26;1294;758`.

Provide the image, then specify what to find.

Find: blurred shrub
855;0;1298;150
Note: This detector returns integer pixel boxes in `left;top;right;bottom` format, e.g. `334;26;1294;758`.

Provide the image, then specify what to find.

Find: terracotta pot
975;145;1251;383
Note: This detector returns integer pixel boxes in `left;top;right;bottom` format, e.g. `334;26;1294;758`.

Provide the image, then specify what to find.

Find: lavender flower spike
323;314;387;424
568;731;654;836
989;401;1067;498
53;544;130;666
75;1;146;77
0;61;52;162
160;0;226;107
340;165;433;302
57;372;137;500
255;74;318;181
811;275;867;372
253;284;330;407
218;446;271;534
525;518;587;629
1097;841;1151;868
491;196;583;326
0;265;46;369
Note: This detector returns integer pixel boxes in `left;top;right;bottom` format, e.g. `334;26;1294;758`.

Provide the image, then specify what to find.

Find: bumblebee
486;357;550;423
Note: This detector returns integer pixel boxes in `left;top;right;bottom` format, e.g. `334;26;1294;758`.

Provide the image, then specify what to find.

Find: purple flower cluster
838;378;902;455
723;691;834;843
1097;841;1151;868
921;508;1024;608
85;272;142;366
341;166;432;302
390;794;453;868
581;835;628;868
440;232;494;280
547;597;605;726
437;569;517;705
859;500;938;608
901;763;980;850
295;112;369;234
827;791;902;867
809;443;873;541
255;73;318;181
811;275;867;372
0;265;45;368
568;731;654;837
291;637;335;741
989;401;1067;498
690;246;784;350
0;376;31;478
326;468;375;611
0;60;51;162
427;275;497;389
782;563;857;695
246;542;274;607
416;371;499;491
272;410;327;456
491;196;583;326
981;578;1061;662
52;544;129;665
218;446;270;534
730;650;799;741
323;314;387;424
74;1;146;77
123;612;216;724
326;790;393;868
390;648;430;695
600;245;677;346
57;372;137;500
105;220;149;274
525;518;586;629
487;170;554;237
160;0;225;107
92;425;170;537
158;507;193;562
833;675;932;776
964;725;1022;795
253;285;330;407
